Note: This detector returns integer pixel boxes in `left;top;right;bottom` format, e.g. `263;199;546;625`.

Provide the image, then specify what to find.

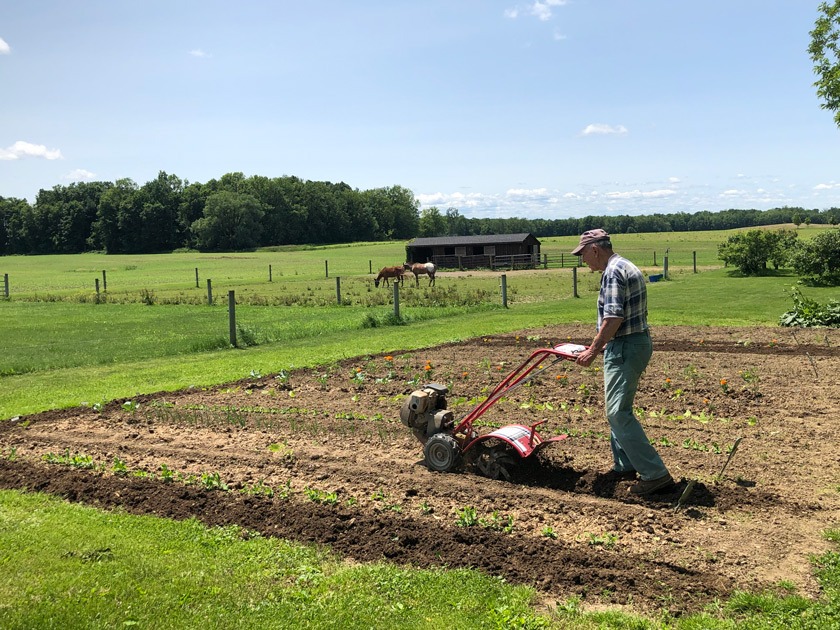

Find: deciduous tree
810;1;840;126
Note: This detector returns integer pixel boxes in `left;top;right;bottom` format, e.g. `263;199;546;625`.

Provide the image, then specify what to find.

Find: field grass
2;229;840;628
1;237;835;419
0;225;831;301
0;490;550;629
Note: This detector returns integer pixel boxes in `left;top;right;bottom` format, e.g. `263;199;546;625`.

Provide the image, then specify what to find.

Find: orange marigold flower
424;365;431;371
384;355;393;362
720;378;727;385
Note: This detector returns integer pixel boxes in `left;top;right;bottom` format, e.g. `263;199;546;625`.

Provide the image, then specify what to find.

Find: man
571;229;674;495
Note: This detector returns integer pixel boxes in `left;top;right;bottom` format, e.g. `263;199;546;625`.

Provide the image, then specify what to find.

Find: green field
1;226;836;419
2;228;839;629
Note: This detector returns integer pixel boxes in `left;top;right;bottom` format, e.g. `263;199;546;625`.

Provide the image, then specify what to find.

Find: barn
405;233;541;270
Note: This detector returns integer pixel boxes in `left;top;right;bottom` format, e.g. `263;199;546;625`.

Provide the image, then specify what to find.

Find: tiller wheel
473;443;517;481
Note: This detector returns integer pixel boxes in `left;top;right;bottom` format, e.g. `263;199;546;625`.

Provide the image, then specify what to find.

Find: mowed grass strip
0;490;553;630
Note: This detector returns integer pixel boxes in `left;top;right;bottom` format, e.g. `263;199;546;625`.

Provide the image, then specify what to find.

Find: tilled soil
1;324;839;615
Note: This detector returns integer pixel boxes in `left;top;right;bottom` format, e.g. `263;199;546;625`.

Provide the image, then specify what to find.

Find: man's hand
576;317;623;367
575;346;599;367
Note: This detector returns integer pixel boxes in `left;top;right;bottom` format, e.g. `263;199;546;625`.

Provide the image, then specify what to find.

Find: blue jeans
603;331;669;481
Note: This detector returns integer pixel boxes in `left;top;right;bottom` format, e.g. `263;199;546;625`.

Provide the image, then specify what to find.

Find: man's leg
603;335;668;481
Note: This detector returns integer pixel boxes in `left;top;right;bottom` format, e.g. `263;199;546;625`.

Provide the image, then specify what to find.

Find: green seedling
480;511;515;533
455;506;479;528
112;457;129;476
586;532;618;548
43;449;96;469
158;464;175;482
304;487;338;505
200;471;229;491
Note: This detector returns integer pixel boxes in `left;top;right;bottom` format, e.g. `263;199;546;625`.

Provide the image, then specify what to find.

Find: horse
404;262;436;287
374;265;405;287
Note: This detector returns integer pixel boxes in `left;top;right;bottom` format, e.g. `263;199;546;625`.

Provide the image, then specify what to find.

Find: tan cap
571;229;610;255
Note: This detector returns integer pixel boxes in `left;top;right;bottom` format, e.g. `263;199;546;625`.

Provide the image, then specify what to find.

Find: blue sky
1;1;838;220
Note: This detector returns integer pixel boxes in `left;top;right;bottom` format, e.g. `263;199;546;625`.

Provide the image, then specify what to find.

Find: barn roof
406;233;538;247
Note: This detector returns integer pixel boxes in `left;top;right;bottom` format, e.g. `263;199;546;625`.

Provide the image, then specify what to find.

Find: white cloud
0;140;63;161
668;177;680;183
604;189;676;200
721;189;744;196
814;182;839;190
580;123;628;136
506;187;548;198
505;1;566;22
189;49;210;58
0;37;10;54
63;169;96;181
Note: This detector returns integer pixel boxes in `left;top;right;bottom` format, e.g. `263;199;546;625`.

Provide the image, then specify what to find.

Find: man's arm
575;317;623;367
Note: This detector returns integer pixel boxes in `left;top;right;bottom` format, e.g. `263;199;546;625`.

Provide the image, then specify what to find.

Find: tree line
1;170;839;255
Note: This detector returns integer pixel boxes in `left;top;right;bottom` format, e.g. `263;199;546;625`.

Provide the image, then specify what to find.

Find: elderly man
572;229;674;495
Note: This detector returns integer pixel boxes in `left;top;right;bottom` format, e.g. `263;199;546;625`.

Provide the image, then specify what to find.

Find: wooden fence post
335;277;342;305
195;267;199;288
228;291;237;347
693;251;697;273
102;270;107;291
572;267;579;298
95;278;100;295
207;279;213;305
369;260;372;274
269;264;273;282
3;273;8;298
325;260;329;278
500;274;508;308
664;255;669;280
653;251;657;266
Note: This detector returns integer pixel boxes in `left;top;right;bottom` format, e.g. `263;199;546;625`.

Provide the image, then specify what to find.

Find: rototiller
400;342;588;481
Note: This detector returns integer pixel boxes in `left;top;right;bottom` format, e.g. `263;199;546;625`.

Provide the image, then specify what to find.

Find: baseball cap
571;229;610;255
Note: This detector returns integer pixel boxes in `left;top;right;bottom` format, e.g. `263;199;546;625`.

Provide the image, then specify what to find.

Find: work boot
629;474;674;495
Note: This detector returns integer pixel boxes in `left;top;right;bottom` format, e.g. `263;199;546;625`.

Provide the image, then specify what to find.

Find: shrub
779;287;840;327
789;228;840;285
718;229;798;275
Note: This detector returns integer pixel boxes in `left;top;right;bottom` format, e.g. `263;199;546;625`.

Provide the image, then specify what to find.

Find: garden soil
2;324;839;615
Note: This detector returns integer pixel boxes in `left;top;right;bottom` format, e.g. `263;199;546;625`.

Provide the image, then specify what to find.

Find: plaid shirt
597;254;648;337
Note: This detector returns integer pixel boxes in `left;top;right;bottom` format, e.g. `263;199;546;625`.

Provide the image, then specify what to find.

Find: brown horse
404;262;436;287
374;266;405;287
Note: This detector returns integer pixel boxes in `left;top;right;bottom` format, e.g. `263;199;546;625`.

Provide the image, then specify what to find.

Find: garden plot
1;324;838;615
